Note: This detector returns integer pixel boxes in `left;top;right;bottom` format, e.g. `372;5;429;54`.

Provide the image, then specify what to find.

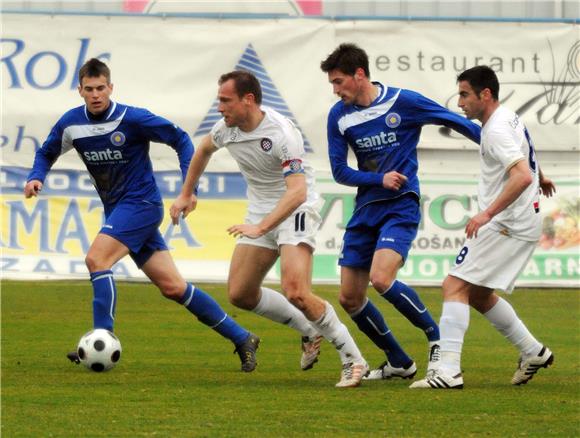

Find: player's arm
138;109;194;178
24;122;65;198
327;111;384;188
170;134;217;225
413;92;481;144
227;173;306;239
466;159;532;238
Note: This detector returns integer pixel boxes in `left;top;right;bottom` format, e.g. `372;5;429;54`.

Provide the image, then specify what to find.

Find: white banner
2;15;578;174
1;14;578;285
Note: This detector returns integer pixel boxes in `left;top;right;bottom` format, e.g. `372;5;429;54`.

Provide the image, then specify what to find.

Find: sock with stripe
180;283;249;346
91;270;117;331
350;299;412;368
381;280;439;342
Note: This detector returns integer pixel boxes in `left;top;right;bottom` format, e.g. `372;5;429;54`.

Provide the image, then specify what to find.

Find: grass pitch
2;281;579;437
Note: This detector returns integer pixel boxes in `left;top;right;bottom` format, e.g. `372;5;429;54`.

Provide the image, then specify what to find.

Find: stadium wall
1;14;578;286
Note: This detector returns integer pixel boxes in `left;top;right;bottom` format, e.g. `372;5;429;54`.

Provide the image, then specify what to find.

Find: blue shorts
339;194;420;270
100;201;168;268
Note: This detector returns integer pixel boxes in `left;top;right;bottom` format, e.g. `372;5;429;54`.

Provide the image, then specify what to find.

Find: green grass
2;281;579;437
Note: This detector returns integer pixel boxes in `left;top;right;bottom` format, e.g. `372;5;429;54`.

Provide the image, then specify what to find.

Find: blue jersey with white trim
327;83;481;211
27;102;193;206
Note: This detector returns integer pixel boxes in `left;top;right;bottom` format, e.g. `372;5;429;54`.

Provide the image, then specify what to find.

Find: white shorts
449;226;537;293
237;206;321;251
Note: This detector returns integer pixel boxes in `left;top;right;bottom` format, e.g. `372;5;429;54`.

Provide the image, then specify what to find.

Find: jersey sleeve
137;109;193;181
327;107;383;187
209;119;227;149
26;121;68;183
411;92;481;144
485;125;525;169
275;124;306;177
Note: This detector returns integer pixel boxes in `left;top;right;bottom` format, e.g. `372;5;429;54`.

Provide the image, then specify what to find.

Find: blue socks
180;283;249;346
91;270;117;331
381;280;440;342
351;299;412;368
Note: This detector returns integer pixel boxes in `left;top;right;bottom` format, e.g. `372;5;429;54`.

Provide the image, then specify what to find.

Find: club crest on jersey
385;112;401;128
260;138;273;152
110;131;126;147
282;159;303;175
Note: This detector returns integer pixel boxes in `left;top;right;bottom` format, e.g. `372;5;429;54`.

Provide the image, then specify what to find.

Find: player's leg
477;294;553;385
467;229;552;384
409;274;470;389
66;232;129;364
85;233;130;331
370;197;441;373
228;243;317;336
140;249;256;371
279;243;368;387
340;266;415;380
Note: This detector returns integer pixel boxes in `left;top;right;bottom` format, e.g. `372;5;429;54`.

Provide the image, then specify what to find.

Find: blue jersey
27;102;193;206
327;83;481;211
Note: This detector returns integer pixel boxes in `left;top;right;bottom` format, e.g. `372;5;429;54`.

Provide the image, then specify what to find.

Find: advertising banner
1;14;578;285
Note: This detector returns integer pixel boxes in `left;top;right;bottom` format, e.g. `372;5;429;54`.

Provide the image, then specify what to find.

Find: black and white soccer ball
77;329;122;372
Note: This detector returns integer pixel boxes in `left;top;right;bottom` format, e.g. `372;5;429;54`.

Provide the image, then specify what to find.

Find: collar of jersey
84;101;118;122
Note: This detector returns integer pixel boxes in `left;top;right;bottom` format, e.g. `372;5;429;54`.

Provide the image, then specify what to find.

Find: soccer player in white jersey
411;65;556;389
170;71;368;387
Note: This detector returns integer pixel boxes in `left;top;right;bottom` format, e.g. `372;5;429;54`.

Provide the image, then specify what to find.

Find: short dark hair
78;58;111;85
457;65;499;100
320;43;370;78
218;70;262;105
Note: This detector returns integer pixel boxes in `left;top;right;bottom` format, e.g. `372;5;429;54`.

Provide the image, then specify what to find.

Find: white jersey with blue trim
327;82;481;212
27;102;193;206
479;106;541;241
210;106;318;214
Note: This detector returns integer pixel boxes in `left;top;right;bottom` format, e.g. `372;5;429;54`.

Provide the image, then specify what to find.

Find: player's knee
286;291;308;312
228;288;256;310
369;273;394;294
338;293;360;314
159;283;184;302
85;252;104;272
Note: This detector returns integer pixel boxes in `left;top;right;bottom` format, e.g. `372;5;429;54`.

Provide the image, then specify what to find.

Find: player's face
79;75;113;115
457;81;485;121
328;69;366;105
217;79;252;128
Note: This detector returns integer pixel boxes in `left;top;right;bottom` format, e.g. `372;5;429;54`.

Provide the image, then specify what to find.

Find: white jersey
479;106;541;241
210;106;319;214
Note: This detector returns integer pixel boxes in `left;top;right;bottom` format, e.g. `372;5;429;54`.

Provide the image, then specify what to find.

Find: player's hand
227;224;263;239
539;176;556;198
465;211;492;239
24;180;43;198
382;171;407;191
169;193;198;225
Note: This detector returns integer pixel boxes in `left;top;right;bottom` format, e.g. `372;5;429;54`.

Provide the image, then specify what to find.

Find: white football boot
511;346;554;385
363;360;417;380
409;369;464;389
335;361;369;388
300;335;323;371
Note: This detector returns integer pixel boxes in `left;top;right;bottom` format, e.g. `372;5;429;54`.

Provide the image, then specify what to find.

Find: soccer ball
77;329;122;372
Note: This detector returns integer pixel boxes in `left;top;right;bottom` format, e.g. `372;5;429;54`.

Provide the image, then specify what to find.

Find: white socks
439;301;470;376
252;287;317;338
312;301;364;365
484;297;542;358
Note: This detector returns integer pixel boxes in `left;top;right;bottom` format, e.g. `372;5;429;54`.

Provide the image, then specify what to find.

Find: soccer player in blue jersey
320;43;481;381
24;58;259;372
